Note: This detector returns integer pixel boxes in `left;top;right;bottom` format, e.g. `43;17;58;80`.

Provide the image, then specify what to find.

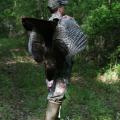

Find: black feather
22;17;58;48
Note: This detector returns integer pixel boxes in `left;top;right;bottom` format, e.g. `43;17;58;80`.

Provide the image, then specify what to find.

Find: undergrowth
0;37;120;120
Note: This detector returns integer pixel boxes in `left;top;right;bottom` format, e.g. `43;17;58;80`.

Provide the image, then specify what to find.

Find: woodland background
0;0;120;120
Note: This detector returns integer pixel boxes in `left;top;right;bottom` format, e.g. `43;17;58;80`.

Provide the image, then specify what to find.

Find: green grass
0;37;120;120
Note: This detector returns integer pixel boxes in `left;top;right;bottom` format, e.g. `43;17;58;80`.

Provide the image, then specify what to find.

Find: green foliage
0;0;48;36
83;3;120;65
66;0;103;24
0;0;13;35
0;37;46;119
0;0;120;119
84;3;120;36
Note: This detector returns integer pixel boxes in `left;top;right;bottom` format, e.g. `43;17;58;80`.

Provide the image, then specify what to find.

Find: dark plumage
22;17;86;81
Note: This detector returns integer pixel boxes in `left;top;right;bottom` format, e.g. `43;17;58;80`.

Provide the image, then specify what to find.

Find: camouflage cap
48;0;68;9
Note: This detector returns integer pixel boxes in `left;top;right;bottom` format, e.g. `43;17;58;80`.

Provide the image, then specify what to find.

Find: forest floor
0;37;120;120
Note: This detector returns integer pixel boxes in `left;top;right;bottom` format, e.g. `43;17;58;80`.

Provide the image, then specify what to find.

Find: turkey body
29;30;71;81
22;17;86;81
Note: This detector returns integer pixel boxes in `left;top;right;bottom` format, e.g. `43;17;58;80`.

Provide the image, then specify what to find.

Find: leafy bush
83;3;120;65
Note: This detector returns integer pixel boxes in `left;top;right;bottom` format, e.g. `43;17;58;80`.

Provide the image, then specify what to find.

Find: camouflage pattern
46;79;68;103
48;0;68;9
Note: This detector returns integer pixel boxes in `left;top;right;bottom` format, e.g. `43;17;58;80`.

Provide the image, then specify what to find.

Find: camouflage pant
46;56;73;103
46;78;68;103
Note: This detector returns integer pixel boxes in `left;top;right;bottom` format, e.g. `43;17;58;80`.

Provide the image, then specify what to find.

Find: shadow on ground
0;62;47;120
61;57;120;120
0;37;120;120
0;37;47;120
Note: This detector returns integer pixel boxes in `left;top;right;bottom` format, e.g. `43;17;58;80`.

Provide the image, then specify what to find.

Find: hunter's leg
45;79;67;120
45;101;61;120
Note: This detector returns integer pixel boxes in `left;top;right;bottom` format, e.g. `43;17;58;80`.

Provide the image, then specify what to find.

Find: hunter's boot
45;101;61;120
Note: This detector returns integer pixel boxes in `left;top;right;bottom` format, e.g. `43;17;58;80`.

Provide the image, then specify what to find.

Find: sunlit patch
71;73;80;82
97;64;120;84
6;60;16;65
4;56;36;65
10;48;24;52
15;56;36;63
71;73;85;86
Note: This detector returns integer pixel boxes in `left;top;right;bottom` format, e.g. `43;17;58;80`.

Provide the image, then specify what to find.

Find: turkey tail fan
57;17;87;56
68;28;87;55
22;17;58;48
